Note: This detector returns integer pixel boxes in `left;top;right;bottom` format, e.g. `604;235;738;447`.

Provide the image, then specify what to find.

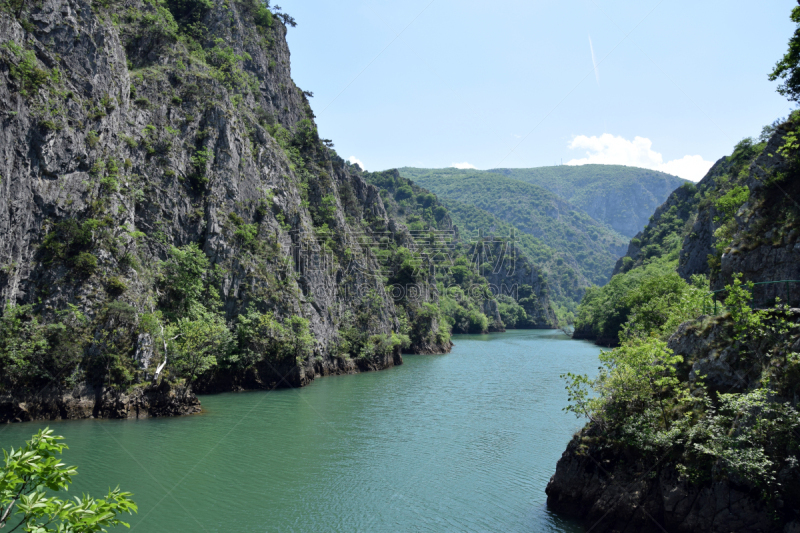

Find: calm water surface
0;330;600;532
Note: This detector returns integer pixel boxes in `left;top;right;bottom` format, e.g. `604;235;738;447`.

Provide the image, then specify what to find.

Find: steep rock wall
0;0;453;415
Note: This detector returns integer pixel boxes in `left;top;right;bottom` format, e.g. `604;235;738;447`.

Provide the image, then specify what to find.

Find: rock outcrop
548;313;800;533
546;430;786;533
0;381;200;423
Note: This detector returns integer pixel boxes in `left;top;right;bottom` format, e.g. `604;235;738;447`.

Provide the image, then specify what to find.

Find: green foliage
72;252;99;277
0;429;137;532
160;243;209;315
564;336;688;430
235;309;314;365
575;260;705;344
312;194;337;227
106;276;127;296
0;305;89;393
769;4;800;102
714;185;749;221
567;273;800;505
6;47;59;97
694;388;800;489
165;0;213;41
86;130;100;149
207;39;254;92
291;118;318;149
0;305;48;392
169;304;232;385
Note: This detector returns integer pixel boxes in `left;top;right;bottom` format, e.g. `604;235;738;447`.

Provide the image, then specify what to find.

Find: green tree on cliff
770;1;800;101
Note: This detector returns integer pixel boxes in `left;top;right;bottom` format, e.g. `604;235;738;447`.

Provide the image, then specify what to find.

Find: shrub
72;252;98;277
8;49;55;96
87;130;100;148
106;276;127;296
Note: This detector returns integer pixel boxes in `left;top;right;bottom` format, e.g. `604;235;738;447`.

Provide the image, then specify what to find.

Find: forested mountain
400;168;629;288
487;165;686;238
0;0;554;422
400;165;684;240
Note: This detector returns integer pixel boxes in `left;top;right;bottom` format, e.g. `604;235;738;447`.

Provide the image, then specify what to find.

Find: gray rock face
677;126;800;304
546;434;780;533
0;381;200;423
715;127;800;306
0;0;452;413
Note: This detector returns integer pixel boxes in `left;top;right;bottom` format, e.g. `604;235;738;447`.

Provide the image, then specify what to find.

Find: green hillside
440;198;588;312
488;165;686;238
399;168;628;288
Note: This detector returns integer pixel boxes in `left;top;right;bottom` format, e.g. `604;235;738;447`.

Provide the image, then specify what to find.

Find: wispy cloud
566;133;713;182
349;156;365;170
451;162;477;169
589;35;599;86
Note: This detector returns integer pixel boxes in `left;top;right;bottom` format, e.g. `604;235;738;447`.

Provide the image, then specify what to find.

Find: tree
770;2;800;102
236;310;314;366
170;304;232;389
161;243;209;315
0;305;48;392
0;428;137;532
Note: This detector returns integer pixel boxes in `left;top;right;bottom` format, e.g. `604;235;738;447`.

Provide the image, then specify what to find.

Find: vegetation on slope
363;169;558;333
0;0;440;398
556;8;800;528
438;199;585;317
487;165;686;238
563;276;800;526
575;137;769;344
399;168;628;287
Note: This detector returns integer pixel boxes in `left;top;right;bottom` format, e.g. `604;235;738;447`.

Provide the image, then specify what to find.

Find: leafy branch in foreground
0;428;136;532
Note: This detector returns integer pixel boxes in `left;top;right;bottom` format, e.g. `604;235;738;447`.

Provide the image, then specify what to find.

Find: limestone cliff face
482;254;557;328
611;124;800;309
677;125;800;304
714;126;800;307
0;0;451;410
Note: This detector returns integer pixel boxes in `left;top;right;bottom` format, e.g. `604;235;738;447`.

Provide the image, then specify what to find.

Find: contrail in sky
589;35;599;86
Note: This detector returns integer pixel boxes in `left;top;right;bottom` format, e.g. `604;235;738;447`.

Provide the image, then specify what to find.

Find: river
0;330;601;532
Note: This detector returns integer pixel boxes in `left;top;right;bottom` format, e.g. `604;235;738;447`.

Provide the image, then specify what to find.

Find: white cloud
349;156;365;170
565;134;713;182
451;162;477;169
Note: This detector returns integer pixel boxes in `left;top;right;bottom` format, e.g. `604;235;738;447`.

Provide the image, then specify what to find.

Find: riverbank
0;381;200;424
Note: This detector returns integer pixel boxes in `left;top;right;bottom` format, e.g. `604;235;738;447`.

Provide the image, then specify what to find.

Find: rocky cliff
548;312;800;533
0;0;476;416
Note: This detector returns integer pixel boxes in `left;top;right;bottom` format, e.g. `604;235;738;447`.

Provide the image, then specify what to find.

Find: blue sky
280;0;797;181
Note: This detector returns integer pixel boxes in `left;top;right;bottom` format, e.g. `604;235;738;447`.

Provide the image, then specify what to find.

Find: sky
279;0;798;182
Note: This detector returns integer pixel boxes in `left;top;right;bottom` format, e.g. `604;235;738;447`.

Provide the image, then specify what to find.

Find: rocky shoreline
0;381;201;424
0;345;414;423
545;427;794;533
548;312;800;533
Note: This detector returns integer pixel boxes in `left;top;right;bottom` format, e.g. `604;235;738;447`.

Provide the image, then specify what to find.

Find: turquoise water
0;330;600;532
